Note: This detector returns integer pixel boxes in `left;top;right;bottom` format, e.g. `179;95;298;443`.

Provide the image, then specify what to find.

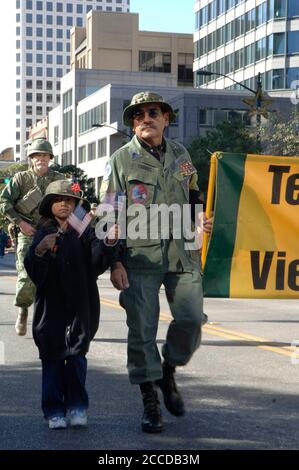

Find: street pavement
0;252;299;451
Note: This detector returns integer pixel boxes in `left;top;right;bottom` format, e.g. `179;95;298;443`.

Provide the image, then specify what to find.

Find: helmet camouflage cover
39;180;90;217
27;138;54;159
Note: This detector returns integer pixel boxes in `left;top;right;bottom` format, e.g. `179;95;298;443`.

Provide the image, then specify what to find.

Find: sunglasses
132;108;163;121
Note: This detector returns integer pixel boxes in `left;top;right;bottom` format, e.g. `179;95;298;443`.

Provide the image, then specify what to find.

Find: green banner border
203;153;246;297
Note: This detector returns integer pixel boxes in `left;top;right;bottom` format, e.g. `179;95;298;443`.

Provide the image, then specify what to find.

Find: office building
71;10;194;87
15;0;130;160
193;0;299;94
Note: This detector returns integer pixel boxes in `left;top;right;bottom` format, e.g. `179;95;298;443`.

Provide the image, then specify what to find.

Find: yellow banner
230;155;299;298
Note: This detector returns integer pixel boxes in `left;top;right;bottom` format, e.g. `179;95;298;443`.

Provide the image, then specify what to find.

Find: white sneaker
48;416;67;430
69;409;87;427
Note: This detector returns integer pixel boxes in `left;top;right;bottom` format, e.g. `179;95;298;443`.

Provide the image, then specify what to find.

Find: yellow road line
101;297;295;359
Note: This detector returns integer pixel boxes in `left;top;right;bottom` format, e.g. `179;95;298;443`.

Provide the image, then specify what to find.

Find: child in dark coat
25;180;119;429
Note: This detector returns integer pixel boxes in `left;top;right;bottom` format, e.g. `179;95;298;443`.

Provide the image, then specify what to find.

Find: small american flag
68;203;92;237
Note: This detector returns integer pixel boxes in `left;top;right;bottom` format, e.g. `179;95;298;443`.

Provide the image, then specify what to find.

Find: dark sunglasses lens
133;108;161;120
148;109;160;118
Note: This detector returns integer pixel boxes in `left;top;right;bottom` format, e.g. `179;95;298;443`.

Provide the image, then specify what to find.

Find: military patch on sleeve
103;162;112;181
178;161;196;177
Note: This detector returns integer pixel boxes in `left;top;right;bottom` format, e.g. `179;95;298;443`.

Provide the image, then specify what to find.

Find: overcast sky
0;0;195;152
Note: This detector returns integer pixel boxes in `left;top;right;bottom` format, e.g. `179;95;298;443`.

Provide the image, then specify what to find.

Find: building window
62;151;72;166
256;2;267;26
288;0;299;16
63;90;72;110
78;102;107;135
54;126;59;145
78;145;86;164
272;71;284;89
88;142;96;161
139;51;171;73
63;110;72;140
177;53;193;87
286;67;299;88
287;31;299;54
273;32;285;54
97;138;107;158
268;0;286;19
255;38;266;61
36;80;43;89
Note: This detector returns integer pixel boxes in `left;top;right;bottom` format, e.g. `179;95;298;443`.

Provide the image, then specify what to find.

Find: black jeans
41;355;88;419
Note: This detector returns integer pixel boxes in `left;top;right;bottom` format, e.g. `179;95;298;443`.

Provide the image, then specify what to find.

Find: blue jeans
41;356;88;419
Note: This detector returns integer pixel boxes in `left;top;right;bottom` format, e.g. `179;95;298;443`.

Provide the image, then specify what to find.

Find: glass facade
195;0;299;91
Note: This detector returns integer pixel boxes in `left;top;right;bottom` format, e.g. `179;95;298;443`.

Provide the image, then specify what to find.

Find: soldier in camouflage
100;91;212;433
0;138;64;336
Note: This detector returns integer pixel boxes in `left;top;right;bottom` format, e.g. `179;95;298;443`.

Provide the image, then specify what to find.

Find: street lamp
92;123;130;139
196;71;272;128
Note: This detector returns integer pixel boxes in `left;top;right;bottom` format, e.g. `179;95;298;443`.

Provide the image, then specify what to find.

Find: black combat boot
139;382;164;433
156;362;185;417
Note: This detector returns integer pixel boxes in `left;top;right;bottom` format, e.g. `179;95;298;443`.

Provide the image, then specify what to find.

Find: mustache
141;124;157;130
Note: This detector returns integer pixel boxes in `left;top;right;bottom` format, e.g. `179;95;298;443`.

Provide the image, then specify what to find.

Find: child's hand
105;224;120;246
35;233;58;257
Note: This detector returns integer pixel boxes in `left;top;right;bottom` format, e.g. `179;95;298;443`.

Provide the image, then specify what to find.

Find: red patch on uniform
130;184;149;204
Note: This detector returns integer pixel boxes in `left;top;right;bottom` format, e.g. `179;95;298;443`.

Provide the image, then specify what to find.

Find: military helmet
27;137;54;159
39;180;90;217
123;91;176;127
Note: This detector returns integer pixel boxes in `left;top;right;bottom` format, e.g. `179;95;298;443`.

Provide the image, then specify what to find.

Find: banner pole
201;153;217;270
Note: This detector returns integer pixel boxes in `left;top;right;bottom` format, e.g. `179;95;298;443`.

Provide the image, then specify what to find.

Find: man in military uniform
0;138;64;336
100;91;212;433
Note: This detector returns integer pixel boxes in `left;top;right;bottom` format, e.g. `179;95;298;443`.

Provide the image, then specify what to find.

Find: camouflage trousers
14;233;36;308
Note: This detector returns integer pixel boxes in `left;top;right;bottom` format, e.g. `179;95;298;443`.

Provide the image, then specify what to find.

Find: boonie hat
123;91;176;127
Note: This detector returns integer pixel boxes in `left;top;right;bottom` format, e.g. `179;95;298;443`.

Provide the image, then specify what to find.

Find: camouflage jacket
0;168;64;225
